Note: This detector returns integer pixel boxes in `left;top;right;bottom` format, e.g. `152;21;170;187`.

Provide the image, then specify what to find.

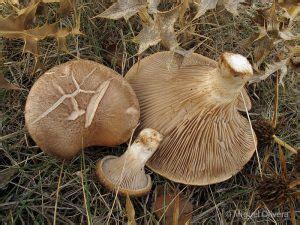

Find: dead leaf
265;58;289;84
193;0;245;18
24;23;58;55
173;47;195;67
3;2;39;30
254;26;268;42
193;0;218;18
0;3;81;56
0;167;18;188
126;195;137;225
133;6;180;54
253;36;274;68
278;28;300;40
291;56;300;73
153;186;193;225
157;6;195;65
52;14;82;52
252;3;298;41
250;58;290;83
244;2;299;79
135;5;194;63
0;2;54;56
290;46;300;72
240;25;268;50
137;7;152;22
148;0;160;14
222;0;245;15
1;22;57;56
280;3;300;22
290;45;300;56
0;0;19;5
133;19;161;54
54;28;76;52
95;0;147;20
179;0;189;24
156;6;180;51
256;3;280;27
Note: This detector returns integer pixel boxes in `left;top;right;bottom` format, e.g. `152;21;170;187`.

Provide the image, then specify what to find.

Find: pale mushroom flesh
96;128;163;196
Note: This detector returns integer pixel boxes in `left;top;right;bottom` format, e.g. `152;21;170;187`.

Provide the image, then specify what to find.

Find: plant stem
272;73;279;129
53;160;64;225
272;135;297;154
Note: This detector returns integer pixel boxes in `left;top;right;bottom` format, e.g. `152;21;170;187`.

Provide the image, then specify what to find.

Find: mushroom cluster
25;51;257;194
126;51;257;185
96;128;163;196
25;59;140;159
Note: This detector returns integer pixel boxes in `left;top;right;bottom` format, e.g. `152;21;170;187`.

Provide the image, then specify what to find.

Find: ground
0;0;299;224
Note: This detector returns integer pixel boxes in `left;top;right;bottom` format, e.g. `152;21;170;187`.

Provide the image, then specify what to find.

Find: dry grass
0;0;299;224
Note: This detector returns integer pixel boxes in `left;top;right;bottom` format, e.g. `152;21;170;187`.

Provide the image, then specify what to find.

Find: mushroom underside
126;51;251;111
126;51;256;185
96;156;152;196
145;107;256;185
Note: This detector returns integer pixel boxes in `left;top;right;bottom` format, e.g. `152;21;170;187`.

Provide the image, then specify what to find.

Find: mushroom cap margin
95;155;152;197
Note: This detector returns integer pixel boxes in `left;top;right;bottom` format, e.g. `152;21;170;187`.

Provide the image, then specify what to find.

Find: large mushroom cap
25;59;140;159
125;51;256;185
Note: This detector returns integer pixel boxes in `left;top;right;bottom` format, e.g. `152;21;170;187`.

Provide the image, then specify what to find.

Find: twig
272;73;279;128
81;149;92;225
272;135;297;154
0;130;24;142
241;92;262;177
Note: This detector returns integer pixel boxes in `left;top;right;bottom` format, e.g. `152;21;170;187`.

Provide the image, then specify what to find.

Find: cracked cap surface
25;59;140;159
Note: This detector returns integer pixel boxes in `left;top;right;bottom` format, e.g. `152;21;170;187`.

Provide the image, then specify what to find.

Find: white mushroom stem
213;53;253;104
103;128;163;190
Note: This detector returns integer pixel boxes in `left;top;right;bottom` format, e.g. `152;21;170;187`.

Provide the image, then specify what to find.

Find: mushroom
96;128;163;196
25;59;140;159
125;51;257;185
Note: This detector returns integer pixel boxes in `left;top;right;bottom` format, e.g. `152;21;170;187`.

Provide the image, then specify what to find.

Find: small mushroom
126;51;257;185
25;59;140;159
96;128;163;196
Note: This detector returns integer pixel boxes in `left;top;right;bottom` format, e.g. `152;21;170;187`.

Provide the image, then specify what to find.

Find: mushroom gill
125;51;257;185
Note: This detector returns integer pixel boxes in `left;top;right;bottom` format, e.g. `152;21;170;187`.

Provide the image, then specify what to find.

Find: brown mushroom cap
125;51;256;185
25;59;140;159
96;128;163;196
